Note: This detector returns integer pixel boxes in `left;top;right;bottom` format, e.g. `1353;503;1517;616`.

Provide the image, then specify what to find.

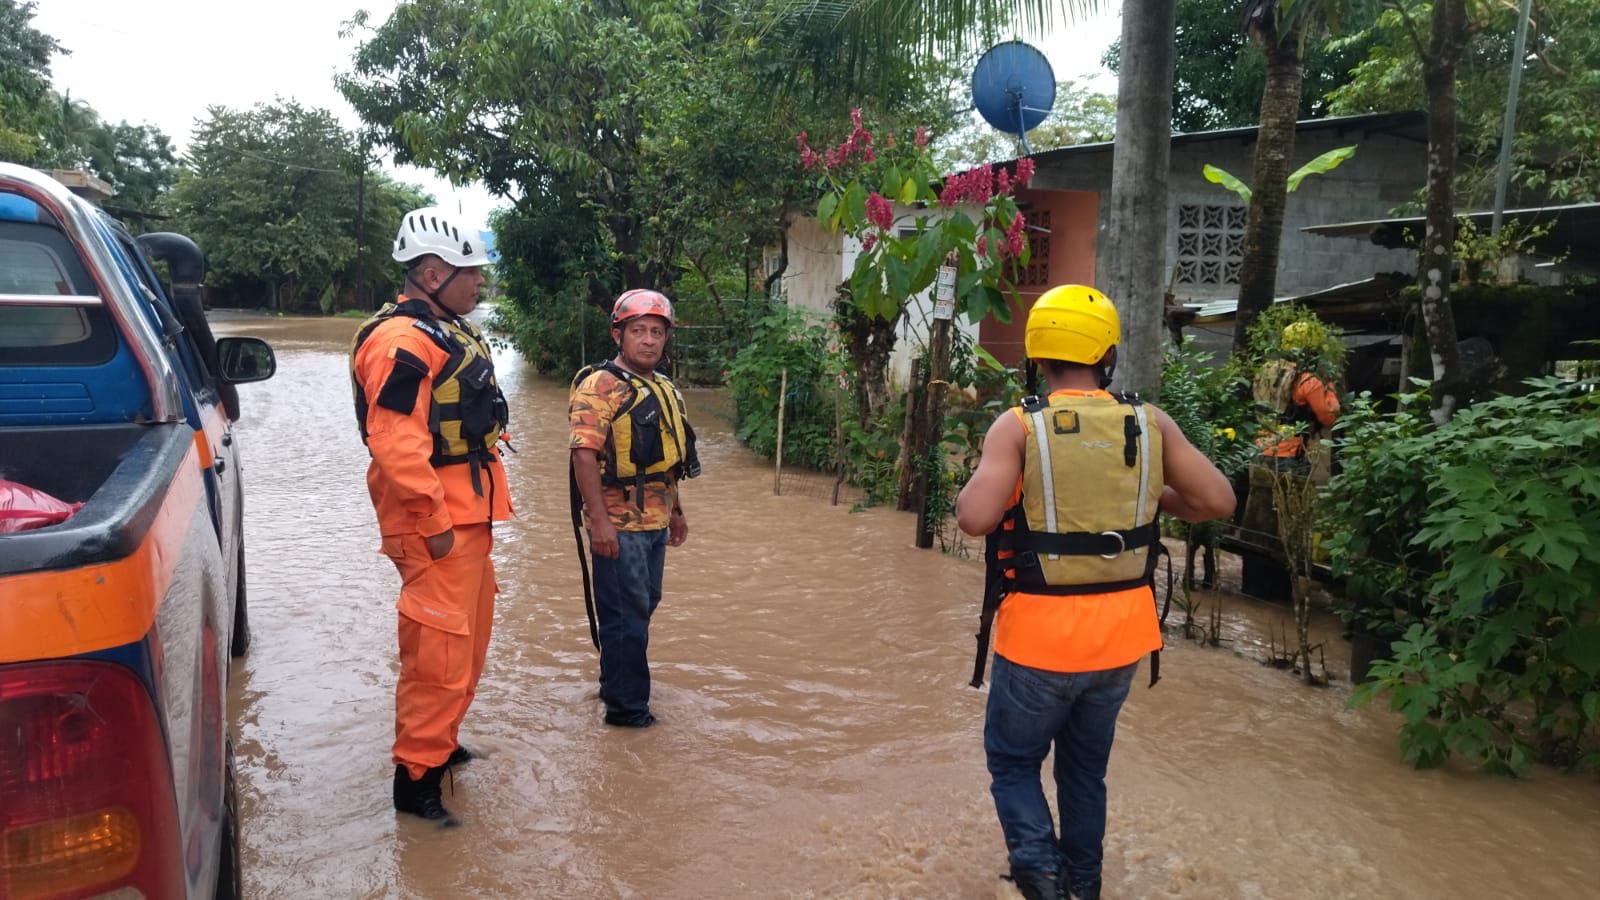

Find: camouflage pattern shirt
569;367;677;531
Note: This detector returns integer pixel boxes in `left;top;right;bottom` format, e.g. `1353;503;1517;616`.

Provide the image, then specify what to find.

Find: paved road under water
215;312;1600;899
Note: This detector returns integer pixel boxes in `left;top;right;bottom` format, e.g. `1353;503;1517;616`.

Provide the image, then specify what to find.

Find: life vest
1006;392;1164;595
350;299;509;476
1255;360;1332;461
570;361;700;505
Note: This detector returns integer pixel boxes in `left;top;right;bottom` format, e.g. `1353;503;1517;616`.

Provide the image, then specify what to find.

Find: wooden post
897;358;924;511
915;264;959;549
831;377;845;506
774;367;787;495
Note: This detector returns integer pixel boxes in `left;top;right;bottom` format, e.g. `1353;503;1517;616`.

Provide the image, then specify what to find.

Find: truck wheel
230;542;251;658
215;733;244;900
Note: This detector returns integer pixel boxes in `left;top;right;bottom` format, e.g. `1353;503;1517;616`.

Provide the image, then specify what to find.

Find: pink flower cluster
865;192;894;230
797;108;876;171
1015;157;1035;187
973;212;1027;260
939;164;995;207
938;157;1036;207
1005;212;1027;258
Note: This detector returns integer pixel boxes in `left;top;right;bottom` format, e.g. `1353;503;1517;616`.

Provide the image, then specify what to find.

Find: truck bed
0;422;190;577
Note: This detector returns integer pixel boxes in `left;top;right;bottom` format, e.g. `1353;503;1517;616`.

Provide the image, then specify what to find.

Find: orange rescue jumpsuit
352;307;512;780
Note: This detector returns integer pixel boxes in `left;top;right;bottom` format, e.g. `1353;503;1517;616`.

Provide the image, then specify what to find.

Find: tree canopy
1329;0;1600;206
1103;0;1370;133
341;0;959;314
164;100;430;310
0;1;178;222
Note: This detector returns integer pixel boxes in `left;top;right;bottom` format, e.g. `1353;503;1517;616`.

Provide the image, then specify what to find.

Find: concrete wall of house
979;187;1100;368
778;206;983;390
777;215;846;316
1030;127;1426;305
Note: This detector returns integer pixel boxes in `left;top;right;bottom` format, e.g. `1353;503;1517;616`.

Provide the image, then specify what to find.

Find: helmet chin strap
1098;346;1118;390
406;266;463;314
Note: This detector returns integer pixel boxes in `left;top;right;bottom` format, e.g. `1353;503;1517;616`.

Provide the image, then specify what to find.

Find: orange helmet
610;289;674;329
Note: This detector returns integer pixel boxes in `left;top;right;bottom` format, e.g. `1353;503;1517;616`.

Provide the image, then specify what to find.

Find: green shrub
726;305;836;471
1345;377;1600;775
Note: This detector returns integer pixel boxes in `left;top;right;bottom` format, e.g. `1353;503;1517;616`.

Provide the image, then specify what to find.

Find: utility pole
914;262;959;549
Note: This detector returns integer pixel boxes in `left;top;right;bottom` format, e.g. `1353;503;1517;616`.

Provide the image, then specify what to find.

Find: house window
1176;204;1246;286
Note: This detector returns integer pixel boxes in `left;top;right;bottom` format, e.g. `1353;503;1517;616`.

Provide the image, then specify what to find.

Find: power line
193;144;349;174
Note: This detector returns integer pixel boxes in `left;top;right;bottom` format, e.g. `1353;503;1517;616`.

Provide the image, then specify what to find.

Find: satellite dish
972;41;1056;156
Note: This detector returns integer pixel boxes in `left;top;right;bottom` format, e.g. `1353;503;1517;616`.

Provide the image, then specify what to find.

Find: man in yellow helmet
955;284;1236;900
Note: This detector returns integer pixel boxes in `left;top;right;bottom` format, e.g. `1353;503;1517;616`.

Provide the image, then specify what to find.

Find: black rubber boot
393;764;460;827
1071;878;1101;900
1005;868;1062;900
447;744;475;767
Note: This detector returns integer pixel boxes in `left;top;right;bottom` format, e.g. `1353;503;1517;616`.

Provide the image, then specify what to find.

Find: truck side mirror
217;337;276;384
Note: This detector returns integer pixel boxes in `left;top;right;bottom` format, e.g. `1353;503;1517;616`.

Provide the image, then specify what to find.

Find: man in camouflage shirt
569;289;694;728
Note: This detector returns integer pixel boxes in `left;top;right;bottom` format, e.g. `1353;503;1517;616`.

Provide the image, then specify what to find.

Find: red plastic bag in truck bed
0;479;84;533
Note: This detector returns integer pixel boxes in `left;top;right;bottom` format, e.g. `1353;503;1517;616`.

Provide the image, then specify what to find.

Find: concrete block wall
1029;125;1427;304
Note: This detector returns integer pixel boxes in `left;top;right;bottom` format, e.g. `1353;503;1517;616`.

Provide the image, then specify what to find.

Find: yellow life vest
570;361;699;499
1008;391;1164;594
350;300;508;467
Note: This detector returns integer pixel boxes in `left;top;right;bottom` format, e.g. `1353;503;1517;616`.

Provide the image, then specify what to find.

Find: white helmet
392;207;490;267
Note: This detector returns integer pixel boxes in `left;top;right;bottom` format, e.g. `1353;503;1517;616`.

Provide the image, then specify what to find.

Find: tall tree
1330;0;1600;207
1103;0;1369;132
167;101;425;310
1229;0;1306;356
1415;0;1470;420
1229;0;1375;356
0;0;60;163
1102;0;1176;396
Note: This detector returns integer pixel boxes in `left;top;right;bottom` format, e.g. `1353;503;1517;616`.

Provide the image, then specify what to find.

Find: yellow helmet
1280;320;1325;353
1025;284;1120;364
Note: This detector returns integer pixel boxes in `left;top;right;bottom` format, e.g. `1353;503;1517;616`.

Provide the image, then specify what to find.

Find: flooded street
216;313;1600;899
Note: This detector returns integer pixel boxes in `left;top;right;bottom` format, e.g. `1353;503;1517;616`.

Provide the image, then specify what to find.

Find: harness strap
568;458;600;650
1017;521;1160;558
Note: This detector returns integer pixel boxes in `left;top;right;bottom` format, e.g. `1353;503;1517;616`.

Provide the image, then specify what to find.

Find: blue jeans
592;528;667;719
985;654;1138;889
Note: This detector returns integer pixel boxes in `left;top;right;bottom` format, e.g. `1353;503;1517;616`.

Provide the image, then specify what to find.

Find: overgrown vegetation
1339;378;1600;775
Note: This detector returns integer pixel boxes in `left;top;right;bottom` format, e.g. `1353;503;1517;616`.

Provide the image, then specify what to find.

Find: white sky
33;1;1122;224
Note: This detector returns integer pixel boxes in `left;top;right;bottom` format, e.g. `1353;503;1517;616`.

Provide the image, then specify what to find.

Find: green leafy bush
1345;378;1600;775
1320;388;1435;640
726;305;836;471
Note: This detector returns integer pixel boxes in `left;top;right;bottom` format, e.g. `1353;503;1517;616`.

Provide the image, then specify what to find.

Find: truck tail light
0;661;183;899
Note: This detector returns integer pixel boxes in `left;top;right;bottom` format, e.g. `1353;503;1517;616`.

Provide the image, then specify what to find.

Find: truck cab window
0;224;115;364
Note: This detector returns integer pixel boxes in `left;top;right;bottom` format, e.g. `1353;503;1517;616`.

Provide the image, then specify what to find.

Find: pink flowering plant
797;110;1034;322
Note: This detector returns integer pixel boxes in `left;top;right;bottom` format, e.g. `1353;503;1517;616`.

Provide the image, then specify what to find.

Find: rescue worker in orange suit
955;285;1236;900
569;289;698;729
1256;320;1341;469
349;207;512;826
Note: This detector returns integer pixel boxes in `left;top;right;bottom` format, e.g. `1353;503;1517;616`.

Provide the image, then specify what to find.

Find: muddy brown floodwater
214;312;1600;899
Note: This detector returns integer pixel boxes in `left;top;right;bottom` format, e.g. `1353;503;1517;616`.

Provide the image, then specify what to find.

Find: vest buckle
1098;530;1126;559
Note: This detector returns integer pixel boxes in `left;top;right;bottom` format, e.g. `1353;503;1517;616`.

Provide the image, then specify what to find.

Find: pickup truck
0;163;274;900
